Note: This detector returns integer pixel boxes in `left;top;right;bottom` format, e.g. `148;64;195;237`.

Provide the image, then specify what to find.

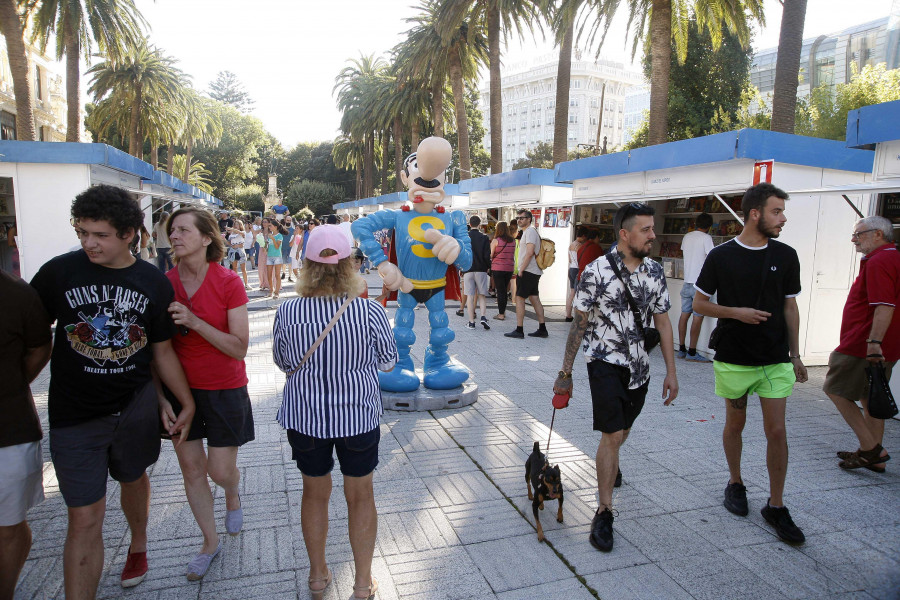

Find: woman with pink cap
272;224;397;600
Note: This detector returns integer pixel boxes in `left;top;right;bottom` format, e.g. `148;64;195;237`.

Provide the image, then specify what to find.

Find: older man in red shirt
823;216;900;472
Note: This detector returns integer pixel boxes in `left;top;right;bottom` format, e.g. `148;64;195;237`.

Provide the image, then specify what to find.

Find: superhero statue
352;137;473;392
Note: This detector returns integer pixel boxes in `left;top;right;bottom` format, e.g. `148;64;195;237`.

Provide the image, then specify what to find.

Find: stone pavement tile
444;499;534;544
787;487;899;535
542;521;652;576
422;471;504;507
444;425;516;448
657;551;787;600
374;448;422;482
464;534;574;593
627;474;717;513
221;525;295;577
433;408;494;429
552;458;598;492
392;428;459;453
405;446;480;478
384;546;493;599
198;570;297;600
382;412;444;433
644;447;724;477
670;507;776;549
14;555;63;600
24;510;68;559
616;452;679;483
373;478;440;514
797;529;900;600
464;442;529;470
724;542;855;599
378;508;461;556
506;485;595;534
487;464;532;500
614;513;719;562
495;576;596;600
846;522;900;563
584;563;693;600
240;463;286;495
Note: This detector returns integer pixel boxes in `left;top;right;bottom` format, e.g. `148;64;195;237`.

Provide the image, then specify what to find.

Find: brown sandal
350;577;378;600
308;568;332;599
839;444;890;469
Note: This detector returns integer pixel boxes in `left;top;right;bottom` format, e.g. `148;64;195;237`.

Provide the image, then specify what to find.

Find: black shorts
516;271;541;298
588;360;648;433
49;381;161;507
286;427;380;477
166;385;255;447
568;267;578;288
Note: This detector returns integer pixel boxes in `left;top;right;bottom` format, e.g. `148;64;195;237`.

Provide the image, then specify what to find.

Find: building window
568;114;578;123
847;31;878;77
813;37;837;88
0;111;16;140
34;66;42;101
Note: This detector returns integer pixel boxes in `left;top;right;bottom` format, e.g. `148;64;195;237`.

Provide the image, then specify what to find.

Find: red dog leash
547;393;570;455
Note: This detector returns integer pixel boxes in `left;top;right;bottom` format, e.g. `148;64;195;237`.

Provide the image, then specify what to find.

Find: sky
110;0;898;148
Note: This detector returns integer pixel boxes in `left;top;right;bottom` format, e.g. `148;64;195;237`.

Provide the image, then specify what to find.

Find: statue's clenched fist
378;261;414;293
424;228;461;265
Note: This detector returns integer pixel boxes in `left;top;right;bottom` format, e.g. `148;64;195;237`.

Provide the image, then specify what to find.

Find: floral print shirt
574;251;671;389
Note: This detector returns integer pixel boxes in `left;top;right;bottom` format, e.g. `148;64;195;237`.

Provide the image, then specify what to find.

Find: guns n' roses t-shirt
31;250;175;428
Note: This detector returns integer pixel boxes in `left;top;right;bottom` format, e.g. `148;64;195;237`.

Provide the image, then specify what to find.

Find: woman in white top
565;226;587;321
250;216;263;269
153;211;174;271
226;220;251;290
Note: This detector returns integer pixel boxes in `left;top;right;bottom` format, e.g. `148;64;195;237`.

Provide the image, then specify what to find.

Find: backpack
535;238;556;270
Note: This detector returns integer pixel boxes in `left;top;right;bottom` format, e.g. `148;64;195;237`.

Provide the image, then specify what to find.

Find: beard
628;241;652;259
758;213;782;238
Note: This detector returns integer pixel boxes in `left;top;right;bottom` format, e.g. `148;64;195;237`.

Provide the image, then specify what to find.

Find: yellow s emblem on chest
409;216;445;258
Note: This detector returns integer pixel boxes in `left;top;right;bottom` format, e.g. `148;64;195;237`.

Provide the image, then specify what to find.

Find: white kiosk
555;129;874;364
458;168;573;305
0;141;221;280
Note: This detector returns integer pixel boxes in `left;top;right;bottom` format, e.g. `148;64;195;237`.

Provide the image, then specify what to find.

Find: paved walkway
15;269;900;599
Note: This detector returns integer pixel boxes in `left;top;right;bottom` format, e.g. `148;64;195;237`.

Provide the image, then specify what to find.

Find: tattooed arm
554;309;589;396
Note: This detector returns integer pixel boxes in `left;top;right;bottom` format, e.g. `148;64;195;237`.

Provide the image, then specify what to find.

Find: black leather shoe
527;328;548;338
589;508;614;552
504;329;525;339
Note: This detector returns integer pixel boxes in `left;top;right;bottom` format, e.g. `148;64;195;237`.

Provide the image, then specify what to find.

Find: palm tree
575;0;764;146
29;0;147;142
436;0;542;174
180;90;223;182
333;134;365;199
0;0;36;140
770;0;808;133
164;155;215;193
87;41;187;157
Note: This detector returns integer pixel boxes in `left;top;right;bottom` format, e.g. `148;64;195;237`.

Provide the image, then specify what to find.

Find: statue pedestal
382;381;478;412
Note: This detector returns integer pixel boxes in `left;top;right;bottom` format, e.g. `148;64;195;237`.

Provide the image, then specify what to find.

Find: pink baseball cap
305;224;351;264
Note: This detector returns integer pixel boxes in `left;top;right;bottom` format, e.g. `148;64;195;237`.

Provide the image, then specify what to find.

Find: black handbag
606;254;661;353
866;363;899;419
708;244;772;352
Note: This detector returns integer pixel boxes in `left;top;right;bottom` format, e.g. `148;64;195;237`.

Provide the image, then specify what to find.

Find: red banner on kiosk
753;160;774;185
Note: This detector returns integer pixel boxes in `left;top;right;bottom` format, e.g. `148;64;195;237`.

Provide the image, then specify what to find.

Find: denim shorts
680;283;697;314
286;427;380;477
266;255;283;266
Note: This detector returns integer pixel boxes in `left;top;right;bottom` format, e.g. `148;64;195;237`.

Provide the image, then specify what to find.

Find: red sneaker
121;550;147;588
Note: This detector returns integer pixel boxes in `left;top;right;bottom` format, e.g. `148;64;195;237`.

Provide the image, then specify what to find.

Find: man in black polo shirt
693;182;809;545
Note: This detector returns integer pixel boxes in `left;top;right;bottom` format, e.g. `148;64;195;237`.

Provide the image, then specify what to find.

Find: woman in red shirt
162;207;254;580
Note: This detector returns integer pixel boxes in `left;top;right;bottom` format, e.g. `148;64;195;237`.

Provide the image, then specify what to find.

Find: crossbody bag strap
606;253;647;337
286;296;354;377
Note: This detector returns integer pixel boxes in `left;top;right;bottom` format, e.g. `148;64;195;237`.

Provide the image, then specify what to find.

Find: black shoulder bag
606;254;661;353
866;362;899;419
708;244;771;351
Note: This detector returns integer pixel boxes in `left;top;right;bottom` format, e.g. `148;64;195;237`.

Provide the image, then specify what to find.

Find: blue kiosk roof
845;100;900;149
0;140;222;206
555;129;873;183
344;183;466;211
458;168;567;193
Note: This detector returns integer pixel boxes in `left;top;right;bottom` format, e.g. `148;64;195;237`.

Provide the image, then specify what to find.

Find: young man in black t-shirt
693;183;809;545
30;185;197;597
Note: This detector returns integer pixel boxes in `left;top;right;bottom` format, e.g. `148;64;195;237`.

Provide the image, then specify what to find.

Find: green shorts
713;361;796;400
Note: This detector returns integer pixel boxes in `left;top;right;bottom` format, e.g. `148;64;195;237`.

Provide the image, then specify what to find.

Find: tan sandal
350;577;378;600
308;568;332;599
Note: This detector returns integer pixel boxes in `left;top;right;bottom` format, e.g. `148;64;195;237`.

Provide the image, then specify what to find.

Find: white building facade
0;33;69;141
478;52;643;172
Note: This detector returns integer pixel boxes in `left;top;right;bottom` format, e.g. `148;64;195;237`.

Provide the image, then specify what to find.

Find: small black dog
525;441;564;542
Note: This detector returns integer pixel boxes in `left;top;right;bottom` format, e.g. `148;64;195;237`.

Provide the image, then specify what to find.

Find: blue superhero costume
352;207;473;392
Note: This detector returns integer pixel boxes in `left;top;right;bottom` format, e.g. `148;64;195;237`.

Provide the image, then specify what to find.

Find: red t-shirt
835;244;900;361
577;240;604;278
166;263;249;390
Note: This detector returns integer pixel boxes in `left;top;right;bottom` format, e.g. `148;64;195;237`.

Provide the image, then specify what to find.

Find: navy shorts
286;427;380;477
568;267;578;289
165;385;255;447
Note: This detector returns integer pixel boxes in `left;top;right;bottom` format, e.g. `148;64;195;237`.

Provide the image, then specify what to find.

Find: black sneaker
466;321;475;330
614;469;622;488
589;508;614;552
504;329;524;339
761;502;805;545
724;481;749;516
480;316;490;330
527;327;548;338
455;309;464;317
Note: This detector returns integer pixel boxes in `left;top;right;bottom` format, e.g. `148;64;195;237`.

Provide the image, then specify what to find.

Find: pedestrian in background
163;206;253;581
153;211;174;272
489;221;515;321
565;226;587;322
273;225;397;600
678;212;715;361
464;215;491;330
265;219;286;298
257;218;271;294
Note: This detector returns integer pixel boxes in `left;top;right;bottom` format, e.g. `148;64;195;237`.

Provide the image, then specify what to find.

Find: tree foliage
228;183;265;214
284;180;345;217
208;71;255;113
511;141;598;169
445;85;490;180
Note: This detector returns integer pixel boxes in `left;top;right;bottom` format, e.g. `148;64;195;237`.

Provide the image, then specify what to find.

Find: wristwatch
558;370;572;379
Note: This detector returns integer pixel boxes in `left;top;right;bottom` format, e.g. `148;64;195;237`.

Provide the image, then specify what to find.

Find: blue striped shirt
273;296;398;438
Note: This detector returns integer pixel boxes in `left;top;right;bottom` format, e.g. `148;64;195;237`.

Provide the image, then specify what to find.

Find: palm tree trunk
487;5;503;174
0;0;36;140
771;0;808;134
595;82;606;153
167;143;175;175
553;11;575;165
411;120;420;151
184;139;193;182
355;164;362;200
648;0;672;146
129;84;142;157
150;145;159;169
364;132;375;198
381;130;390;193
394;116;403;192
448;53;471;181
432;75;444;138
64;19;81;142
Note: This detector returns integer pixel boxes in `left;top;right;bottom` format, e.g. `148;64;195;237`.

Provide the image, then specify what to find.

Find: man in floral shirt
554;202;678;553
